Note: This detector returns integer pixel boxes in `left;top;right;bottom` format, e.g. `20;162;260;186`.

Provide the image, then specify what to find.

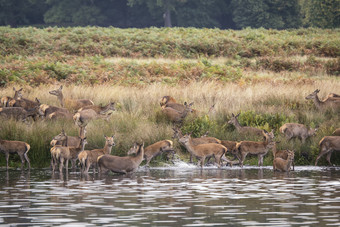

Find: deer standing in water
127;140;175;167
0;139;30;170
272;142;295;171
235;130;275;167
98;142;145;174
49;85;94;110
78;135;115;173
273;150;294;172
179;133;228;168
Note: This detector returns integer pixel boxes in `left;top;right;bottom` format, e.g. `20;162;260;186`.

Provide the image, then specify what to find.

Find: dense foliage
0;0;338;29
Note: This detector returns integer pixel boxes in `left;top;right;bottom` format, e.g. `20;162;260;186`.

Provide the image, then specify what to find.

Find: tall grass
1;81;339;167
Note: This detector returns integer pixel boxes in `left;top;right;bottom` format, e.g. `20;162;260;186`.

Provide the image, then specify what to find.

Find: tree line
0;0;339;29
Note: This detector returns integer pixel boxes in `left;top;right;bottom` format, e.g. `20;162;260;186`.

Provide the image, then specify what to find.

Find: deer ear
231;113;235;117
315;89;320;93
263;129;268;133
184;102;187;106
189;102;194;106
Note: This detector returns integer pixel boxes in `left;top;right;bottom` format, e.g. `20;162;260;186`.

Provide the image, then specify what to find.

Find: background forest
0;0;339;29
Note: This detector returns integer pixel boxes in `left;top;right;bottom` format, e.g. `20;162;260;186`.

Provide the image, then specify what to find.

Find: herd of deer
0;86;339;174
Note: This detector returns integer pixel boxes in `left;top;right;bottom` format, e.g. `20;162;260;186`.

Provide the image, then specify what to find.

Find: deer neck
57;93;65;107
312;94;322;108
103;143;113;154
184;138;196;155
233;119;242;130
133;145;144;163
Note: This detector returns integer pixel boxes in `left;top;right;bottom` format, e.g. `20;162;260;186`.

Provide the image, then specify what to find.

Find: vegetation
1;0;339;29
0;26;339;168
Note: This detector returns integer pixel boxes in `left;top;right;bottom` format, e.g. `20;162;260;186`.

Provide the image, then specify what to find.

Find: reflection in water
0;165;339;226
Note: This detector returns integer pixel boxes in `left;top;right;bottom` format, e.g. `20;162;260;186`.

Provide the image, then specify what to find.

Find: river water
0;163;339;226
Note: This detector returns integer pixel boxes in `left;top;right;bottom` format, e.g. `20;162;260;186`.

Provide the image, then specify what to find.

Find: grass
0;26;339;168
1;81;339;168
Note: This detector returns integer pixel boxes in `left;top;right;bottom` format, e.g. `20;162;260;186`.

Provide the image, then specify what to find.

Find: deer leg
24;151;30;169
59;158;64;173
190;154;194;163
145;158;151;167
5;152;9;169
240;153;247;167
19;153;25;170
326;150;333;166
315;147;328;166
258;155;264;167
200;156;206;168
65;159;69;173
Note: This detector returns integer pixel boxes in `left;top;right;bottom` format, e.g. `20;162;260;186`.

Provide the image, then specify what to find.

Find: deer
332;128;340;136
172;127;221;163
0;106;40;122
273;150;294;172
127;140;175;167
279;123;318;143
9;92;41;110
38;103;71;120
73;102;115;128
51;137;87;173
228;113;264;138
235;130;275;167
0;139;30;170
162;102;193;125
160;96;177;107
50;128;87;169
49;85;94;110
97;142;145;174
178;133;228;168
315;136;340;166
272;141;295;171
78;135;115;173
0;87;22;107
305;89;340;110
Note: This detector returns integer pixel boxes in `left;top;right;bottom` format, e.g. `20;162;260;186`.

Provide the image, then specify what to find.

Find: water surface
0;163;339;226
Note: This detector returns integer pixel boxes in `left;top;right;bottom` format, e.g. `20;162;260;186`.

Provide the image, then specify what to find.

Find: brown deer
272;142;294;171
38;103;71;119
160;96;177;107
162;102;193;125
172;127;221;163
179;133;227;168
315;136;340;166
305;89;340;110
9;93;41;110
279;123;318;143
332;128;340;136
0;87;22;107
50;128;87;169
273;150;294;172
97;142;145;174
127;140;175;167
73;103;115;128
78;135;115;173
0;139;30;170
228;113;264;137
51;137;87;173
235;130;275;167
77;101;115;113
0;106;40;121
49;85;94;110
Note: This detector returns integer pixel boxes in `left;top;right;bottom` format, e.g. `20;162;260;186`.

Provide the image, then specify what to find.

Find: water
0;162;339;226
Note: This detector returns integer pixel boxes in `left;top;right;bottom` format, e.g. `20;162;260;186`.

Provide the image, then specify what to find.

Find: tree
302;0;340;28
231;0;302;29
0;0;47;27
128;0;186;27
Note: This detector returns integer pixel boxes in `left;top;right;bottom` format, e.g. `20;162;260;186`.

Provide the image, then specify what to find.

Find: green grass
0;26;339;168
